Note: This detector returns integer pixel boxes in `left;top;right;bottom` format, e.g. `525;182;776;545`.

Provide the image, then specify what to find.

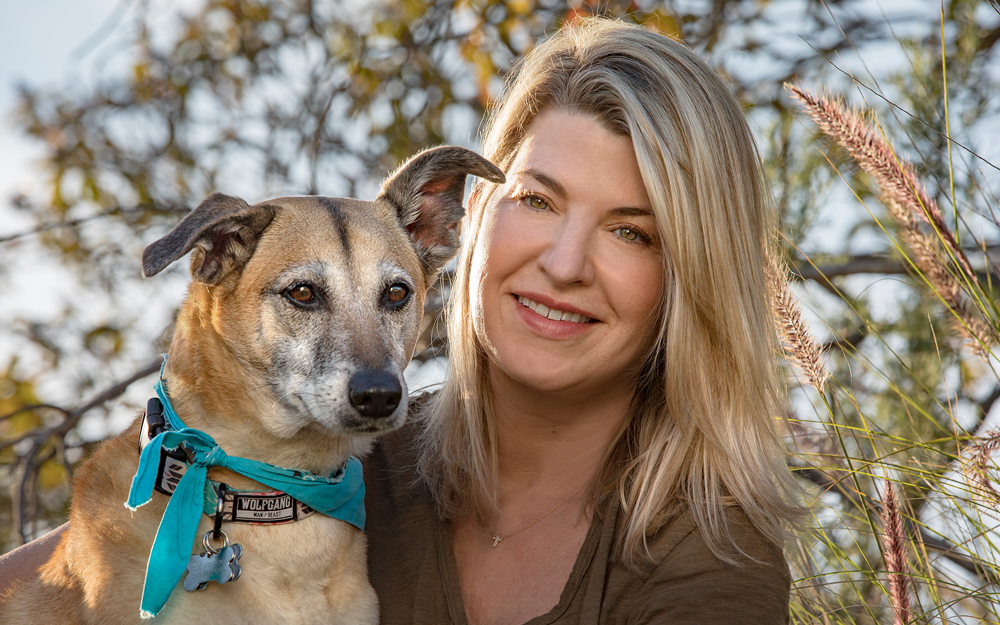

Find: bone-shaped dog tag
183;544;243;592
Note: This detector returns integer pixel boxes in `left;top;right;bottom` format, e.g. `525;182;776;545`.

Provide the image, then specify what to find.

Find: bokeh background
3;0;1000;622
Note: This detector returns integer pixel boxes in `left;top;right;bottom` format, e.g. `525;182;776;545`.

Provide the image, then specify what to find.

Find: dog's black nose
348;370;403;419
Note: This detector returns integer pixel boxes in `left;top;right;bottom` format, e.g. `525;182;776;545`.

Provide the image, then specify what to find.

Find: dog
0;146;504;624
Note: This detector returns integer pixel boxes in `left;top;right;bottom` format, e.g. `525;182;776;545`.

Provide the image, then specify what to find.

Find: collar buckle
137;397;189;495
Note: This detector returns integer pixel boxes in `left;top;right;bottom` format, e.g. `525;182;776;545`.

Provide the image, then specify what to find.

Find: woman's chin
490;356;617;400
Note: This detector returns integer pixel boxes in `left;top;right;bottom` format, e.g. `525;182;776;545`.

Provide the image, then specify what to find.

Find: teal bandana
126;360;365;619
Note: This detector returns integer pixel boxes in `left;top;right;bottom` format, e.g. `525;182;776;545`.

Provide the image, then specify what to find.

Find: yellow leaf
507;0;532;16
38;459;67;490
642;10;681;41
401;0;430;22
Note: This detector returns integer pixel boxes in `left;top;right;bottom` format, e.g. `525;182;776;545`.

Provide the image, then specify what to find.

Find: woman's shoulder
647;505;788;574
603;505;790;624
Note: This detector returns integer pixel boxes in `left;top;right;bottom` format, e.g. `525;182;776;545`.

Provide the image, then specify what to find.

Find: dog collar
126;357;366;619
137;397;317;524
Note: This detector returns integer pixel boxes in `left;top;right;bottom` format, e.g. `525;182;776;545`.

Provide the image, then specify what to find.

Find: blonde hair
417;17;799;566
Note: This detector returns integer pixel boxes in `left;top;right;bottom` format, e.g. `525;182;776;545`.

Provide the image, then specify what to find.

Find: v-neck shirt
363;421;790;625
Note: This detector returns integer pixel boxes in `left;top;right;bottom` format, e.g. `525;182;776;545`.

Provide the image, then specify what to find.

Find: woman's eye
615;227;641;242
286;284;317;304
524;195;548;210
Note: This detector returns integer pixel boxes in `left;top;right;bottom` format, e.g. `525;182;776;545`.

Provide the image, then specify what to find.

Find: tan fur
1;147;504;624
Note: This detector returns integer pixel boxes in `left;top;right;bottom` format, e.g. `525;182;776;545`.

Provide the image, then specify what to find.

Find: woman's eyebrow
516;168;567;198
608;206;653;218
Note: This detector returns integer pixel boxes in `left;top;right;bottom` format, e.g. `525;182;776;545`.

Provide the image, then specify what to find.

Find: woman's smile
510;292;598;340
515;294;596;324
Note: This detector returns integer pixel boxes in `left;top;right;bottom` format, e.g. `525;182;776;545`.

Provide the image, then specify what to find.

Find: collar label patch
232;493;296;522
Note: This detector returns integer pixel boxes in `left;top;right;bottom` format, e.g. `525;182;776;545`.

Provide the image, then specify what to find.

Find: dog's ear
378;146;504;279
142;193;278;284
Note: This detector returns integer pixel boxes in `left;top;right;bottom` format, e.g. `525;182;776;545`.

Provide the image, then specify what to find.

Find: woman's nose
538;217;595;286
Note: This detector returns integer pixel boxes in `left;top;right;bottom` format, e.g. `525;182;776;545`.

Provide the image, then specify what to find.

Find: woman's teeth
517;296;592;323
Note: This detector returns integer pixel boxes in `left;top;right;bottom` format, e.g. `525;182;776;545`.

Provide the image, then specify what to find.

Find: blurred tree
4;0;1000;621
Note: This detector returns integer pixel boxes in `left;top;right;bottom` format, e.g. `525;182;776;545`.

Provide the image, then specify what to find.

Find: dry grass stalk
765;253;830;392
787;84;996;358
880;480;912;625
888;199;997;358
965;429;1000;522
785;84;974;280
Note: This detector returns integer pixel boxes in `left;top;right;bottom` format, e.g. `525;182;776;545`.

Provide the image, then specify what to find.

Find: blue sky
0;0;116;238
0;0;207;237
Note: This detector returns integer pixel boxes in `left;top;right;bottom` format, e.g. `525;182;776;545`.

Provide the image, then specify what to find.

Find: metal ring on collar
202;529;229;555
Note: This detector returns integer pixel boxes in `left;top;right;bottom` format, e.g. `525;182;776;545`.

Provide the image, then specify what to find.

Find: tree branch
7;359;161;545
789;255;996;296
791;256;908;281
0;204;189;245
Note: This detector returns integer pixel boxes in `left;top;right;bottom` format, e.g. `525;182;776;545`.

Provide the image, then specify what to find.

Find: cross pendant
492;535;502;548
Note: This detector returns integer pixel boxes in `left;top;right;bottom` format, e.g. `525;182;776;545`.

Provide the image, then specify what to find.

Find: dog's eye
383;283;410;309
387;285;408;303
286;284;317;305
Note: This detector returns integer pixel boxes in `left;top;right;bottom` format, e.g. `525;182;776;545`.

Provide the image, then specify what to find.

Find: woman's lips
511;293;599;339
516;295;593;323
513;292;599;321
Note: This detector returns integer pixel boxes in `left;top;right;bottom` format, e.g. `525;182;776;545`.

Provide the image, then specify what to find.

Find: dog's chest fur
147;515;375;625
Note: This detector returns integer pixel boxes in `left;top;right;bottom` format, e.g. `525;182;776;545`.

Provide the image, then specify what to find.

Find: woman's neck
487;363;634;498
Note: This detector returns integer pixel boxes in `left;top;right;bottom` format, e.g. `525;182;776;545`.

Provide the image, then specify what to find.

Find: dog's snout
348;370;403;419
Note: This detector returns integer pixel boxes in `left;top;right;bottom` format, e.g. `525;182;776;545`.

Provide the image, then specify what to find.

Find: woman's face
473;109;664;398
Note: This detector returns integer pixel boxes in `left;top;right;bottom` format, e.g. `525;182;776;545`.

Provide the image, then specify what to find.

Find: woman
0;17;799;624
363;17;798;625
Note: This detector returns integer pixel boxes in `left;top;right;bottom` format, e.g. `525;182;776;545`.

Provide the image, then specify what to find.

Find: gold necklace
490;494;575;548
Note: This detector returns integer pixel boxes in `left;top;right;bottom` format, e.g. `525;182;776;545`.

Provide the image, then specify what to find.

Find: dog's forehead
247;196;421;280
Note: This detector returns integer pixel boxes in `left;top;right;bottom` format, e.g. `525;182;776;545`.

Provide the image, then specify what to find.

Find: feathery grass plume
890;198;998;358
785;84;975;280
787;84;997;358
880;480;912;625
965;429;1000;521
765;252;830;392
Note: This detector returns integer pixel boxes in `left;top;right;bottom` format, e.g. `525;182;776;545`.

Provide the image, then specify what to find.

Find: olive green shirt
363;422;790;624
